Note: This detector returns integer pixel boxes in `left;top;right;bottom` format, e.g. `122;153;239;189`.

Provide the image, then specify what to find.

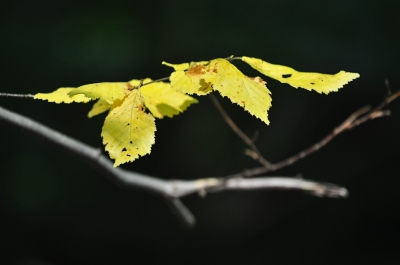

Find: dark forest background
1;0;400;264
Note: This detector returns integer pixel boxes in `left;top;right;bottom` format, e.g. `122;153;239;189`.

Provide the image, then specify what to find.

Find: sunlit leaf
68;82;127;104
88;99;111;118
139;82;198;119
204;59;272;124
163;61;212;95
34;88;92;103
242;56;360;94
101;90;156;167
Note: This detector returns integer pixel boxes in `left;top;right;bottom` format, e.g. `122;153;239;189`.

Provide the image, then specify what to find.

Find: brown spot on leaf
127;83;135;91
206;63;218;74
137;103;144;112
187;65;205;76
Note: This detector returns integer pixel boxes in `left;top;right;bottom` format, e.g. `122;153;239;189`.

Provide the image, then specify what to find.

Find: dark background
1;0;400;264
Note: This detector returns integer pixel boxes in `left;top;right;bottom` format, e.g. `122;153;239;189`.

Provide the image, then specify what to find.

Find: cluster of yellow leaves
35;79;197;166
34;56;359;166
163;59;272;124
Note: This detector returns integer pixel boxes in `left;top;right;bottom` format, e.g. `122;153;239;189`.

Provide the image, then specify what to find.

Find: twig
0;93;34;98
164;197;196;228
0;105;348;227
213;89;400;178
209;94;274;168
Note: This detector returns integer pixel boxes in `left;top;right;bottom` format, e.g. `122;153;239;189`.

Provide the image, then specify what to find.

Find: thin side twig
209;94;274;168
213;89;400;178
0;93;34;98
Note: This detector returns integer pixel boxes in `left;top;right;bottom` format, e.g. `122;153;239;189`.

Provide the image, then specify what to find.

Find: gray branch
0;105;348;227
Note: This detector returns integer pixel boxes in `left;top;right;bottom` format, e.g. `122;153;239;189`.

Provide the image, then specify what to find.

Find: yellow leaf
139;82;198;118
204;59;272;124
34;88;92;103
163;61;212;95
88;98;126;118
88;99;111;118
101;90;156;167
242;56;360;94
68;82;127;104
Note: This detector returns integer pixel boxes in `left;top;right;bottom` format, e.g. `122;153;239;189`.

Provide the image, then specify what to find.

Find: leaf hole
122;148;127;152
282;74;292;78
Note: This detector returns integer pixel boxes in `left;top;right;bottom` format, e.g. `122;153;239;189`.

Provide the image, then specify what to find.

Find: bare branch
214;89;400;177
0;104;349;227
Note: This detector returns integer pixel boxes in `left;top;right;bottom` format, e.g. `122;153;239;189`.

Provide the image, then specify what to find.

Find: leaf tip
162;61;189;71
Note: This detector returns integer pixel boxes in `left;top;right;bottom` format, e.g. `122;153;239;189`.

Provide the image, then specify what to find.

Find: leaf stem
228;56;243;61
145;76;170;85
209;94;274;169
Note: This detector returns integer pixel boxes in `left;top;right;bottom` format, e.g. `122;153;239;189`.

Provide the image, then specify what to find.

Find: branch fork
1;86;398;227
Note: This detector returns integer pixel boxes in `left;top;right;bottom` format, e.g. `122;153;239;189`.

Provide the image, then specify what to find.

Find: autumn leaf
88;99;112;118
163;61;213;95
203;59;272;124
101;89;156;167
34;88;92;103
82;79;152;118
68;82;127;104
242;56;360;94
139;81;198;119
165;58;272;124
